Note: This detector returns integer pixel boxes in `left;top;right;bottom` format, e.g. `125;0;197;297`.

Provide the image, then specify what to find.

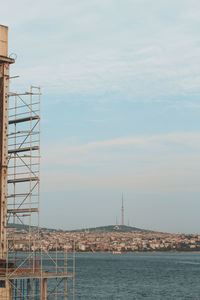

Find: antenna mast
121;193;124;226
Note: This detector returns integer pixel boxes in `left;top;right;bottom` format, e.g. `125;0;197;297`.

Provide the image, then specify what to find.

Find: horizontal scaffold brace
8;146;39;154
9;115;40;124
7;208;39;214
8;177;39;184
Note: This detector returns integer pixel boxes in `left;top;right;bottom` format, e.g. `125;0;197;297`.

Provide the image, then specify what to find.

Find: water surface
75;253;200;299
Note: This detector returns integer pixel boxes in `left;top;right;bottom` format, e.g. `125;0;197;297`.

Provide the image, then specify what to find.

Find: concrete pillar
40;278;47;300
0;25;14;260
0;26;9;259
0;279;12;300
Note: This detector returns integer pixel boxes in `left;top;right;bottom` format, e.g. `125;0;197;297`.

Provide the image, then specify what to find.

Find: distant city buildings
7;227;200;253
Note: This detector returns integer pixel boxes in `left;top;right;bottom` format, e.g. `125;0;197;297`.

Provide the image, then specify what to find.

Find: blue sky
2;0;200;232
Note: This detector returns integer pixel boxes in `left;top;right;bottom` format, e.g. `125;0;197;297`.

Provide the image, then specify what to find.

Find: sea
75;252;200;299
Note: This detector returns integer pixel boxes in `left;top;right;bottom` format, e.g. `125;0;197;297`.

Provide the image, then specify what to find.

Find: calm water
75;253;200;299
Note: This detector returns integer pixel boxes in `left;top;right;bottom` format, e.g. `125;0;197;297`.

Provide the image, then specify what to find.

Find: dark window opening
0;280;5;288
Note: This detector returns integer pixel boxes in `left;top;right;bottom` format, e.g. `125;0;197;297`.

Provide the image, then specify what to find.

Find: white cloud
42;132;200;160
41;132;200;192
2;0;200;101
41;162;200;193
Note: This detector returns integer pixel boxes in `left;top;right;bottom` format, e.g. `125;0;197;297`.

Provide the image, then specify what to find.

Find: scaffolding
8;87;41;245
0;25;75;299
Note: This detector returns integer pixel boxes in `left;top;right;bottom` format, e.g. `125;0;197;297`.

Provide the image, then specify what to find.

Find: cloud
42;132;200;161
41;132;200;193
41;162;200;193
1;0;200;102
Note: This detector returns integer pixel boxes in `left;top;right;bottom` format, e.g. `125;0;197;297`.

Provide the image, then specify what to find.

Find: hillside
67;225;154;233
8;223;154;233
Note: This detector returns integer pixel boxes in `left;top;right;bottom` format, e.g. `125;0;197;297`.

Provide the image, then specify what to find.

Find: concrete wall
0;25;8;57
0;280;12;299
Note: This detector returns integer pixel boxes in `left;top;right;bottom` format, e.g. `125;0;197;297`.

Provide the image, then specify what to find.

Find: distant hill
7;223;155;234
69;225;154;233
7;223;58;232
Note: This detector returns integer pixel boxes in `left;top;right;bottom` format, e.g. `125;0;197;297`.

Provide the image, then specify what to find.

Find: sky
1;0;200;233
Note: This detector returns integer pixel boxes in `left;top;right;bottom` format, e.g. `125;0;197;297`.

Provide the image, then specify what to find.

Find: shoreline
75;251;200;254
36;250;200;254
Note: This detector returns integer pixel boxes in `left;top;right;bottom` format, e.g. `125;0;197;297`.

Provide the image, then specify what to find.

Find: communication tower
121;193;124;226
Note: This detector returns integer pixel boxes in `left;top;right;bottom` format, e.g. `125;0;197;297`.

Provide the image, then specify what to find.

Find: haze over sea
75;253;200;299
